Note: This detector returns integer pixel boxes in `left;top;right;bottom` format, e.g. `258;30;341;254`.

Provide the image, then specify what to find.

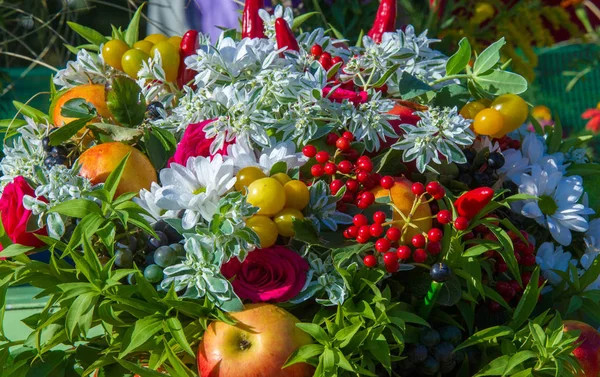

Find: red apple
198;303;314;377
564;320;600;377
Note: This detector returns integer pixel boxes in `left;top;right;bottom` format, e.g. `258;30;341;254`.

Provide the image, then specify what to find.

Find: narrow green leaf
296;323;330;345
65;292;97;341
124;4;145;47
292;12;319;30
510;267;543;330
548;115;563;154
119;315;164;357
485;223;521;285
567;163;600;177
163;339;194;377
104;152;131;200
502;351;537;376
49;116;94;146
165;317;194;356
115;359;171;377
473;38;505;75
529;115;545;136
446;38;472;76
455;326;514;351
13;101;51;123
0;243;34;258
67;21;108;46
49;199;101;218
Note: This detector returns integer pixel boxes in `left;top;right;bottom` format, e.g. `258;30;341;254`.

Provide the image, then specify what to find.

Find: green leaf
49;199;101;218
475;355;510;376
115;359;171;377
124;4;145;47
455;326;514;352
437;275;462;306
67;21;108;46
373;63;401;88
60;98;98;118
398;71;433;99
502;351;537;376
0;244;34;258
529;115;545;136
580;253;600;289
473;70;528;95
567;163;600;177
473;38;505;75
65;292;97;341
49;116;94;146
13;101;51;123
485;223;521;285
510;267;543;330
87;122;143;142
335;322;363;347
163;339;194;377
104;152;131;200
446;38;472;76
292;12;319;30
284;344;324;368
463;242;499;257
106;76;146;127
164;317;194;357
296;323;330;345
367;334;391;373
119;315;164;357
547;115;563;154
269;161;288;176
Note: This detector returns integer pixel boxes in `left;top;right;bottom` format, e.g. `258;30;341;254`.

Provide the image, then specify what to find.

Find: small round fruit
147;231;168;250
487;152;505;169
440;326;462;346
430;263;451;282
168;35;182;48
397;246;411;260
133;40;154;54
420;328;441;347
302;145;317;158
460;100;487;120
454;217;469;231
411;344;429;363
144;264;163;283
121;49;150;79
235;166;266;192
283;180;310;210
170;243;185;258
115;248;133;268
271;173;291;186
273;208;304;237
150;41;180;82
154;245;177;267
247;178;286;216
102;39;130;71
144;33;168;44
363;254;377;268
472;108;505;137
436;210;452;225
434;342;455;363
420;357;440;376
491;94;528;135
245;215;278;248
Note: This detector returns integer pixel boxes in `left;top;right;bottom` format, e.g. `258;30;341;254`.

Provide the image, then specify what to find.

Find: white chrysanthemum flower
154;155;236;229
535;242;577;286
226;138;307;173
472;136;501;153
585;218;600;253
259;5;293;40
516;160;594;246
54;49;109;89
134;182;179;223
498;149;529;185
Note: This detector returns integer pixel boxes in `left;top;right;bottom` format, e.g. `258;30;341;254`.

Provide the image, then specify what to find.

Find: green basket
529;44;600;131
0;66;54;120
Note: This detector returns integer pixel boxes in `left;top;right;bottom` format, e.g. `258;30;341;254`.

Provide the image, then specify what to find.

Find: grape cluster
42;132;73;169
396;326;467;376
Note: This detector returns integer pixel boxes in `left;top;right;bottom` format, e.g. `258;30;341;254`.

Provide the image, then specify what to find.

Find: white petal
547;215;572;246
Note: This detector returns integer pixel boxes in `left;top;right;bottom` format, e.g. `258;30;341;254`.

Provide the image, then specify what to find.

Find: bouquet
2;1;600;376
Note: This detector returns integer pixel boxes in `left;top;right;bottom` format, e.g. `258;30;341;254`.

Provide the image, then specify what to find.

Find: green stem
418;281;443;319
428;74;471;86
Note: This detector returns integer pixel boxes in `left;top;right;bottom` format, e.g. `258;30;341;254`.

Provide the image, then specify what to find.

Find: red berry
496;261;508;274
411;234;426;248
357;235;370;244
311;44;323;57
412;182;425;196
396;246;411;259
383;251;398;266
357;200;370;209
346;179;359;192
337;202;347;212
342;131;354;141
413;248;428;263
514;252;522;264
358;225;371;239
353;214;368;227
319;53;332;70
342;192;354;203
386;227;401;242
336;137;351;151
386;261;399;273
357;170;370;183
302;145;317;158
370;223;384;237
324;162;337;175
375;238;391;253
427;228;443;243
463;231;475;241
311;164;324;177
360;191;375;205
326;133;338;145
363;254;377;268
331;56;343;65
427;242;441;255
432;189;446;200
496;281;515;300
436;210;451;225
356;156;373;172
509;280;522;293
315;151;330;164
380;176;394;189
521;254;536;266
373;211;386;224
361;177;376;190
345;148;360;161
426;181;442;196
330;179;344;194
344;226;358;239
488;301;501;312
522;272;532;286
454;216;469;231
338;160;353;174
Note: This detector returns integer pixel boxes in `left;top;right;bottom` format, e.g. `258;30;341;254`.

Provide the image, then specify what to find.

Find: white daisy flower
134;182;179;223
226;138;307;174
155;155;236;229
535;242;577;286
516;160;594;246
472;136;501;153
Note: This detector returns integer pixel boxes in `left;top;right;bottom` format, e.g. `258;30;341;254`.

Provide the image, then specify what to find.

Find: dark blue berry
147;101;164;119
165;225;183;243
430;263;451;283
42;136;52;151
144;264;163;283
420;328;441;348
146;231;168;250
434;342;454;363
115;248;133;268
154;245;177;267
127;273;137;285
487;152;505;169
152;220;168;233
49;145;68;158
419;357;440;375
410;344;428;363
440;326;462;346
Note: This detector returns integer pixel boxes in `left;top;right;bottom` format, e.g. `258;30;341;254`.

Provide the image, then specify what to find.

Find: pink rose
323;86;369;106
0;176;47;249
221;246;309;303
168;120;232;167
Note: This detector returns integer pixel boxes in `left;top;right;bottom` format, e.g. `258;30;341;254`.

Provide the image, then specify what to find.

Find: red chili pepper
275;18;299;55
177;30;200;89
242;0;266;39
367;0;397;43
453;187;495;220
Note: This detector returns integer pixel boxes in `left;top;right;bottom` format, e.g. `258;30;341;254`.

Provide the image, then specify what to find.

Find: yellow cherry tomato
102;39;130;71
472;108;505;137
273;208;304;237
121;49;150;79
460;101;487;120
271;173;292;185
283;180;310;210
235;166;267;192
144;33;168;44
246;177;286;216
133;40;154;54
532;105;552;121
168;36;182;48
471;2;495;24
150;41;180;82
491;94;529;134
245;215;278;248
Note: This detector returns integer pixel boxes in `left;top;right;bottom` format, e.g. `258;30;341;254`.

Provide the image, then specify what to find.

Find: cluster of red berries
310;44;343;71
496;135;521;151
479;228;536;274
489;271;545;312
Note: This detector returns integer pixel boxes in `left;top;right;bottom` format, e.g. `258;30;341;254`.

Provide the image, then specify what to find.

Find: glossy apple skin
564;320;600;377
372;177;432;242
78;142;157;198
198;304;314;377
